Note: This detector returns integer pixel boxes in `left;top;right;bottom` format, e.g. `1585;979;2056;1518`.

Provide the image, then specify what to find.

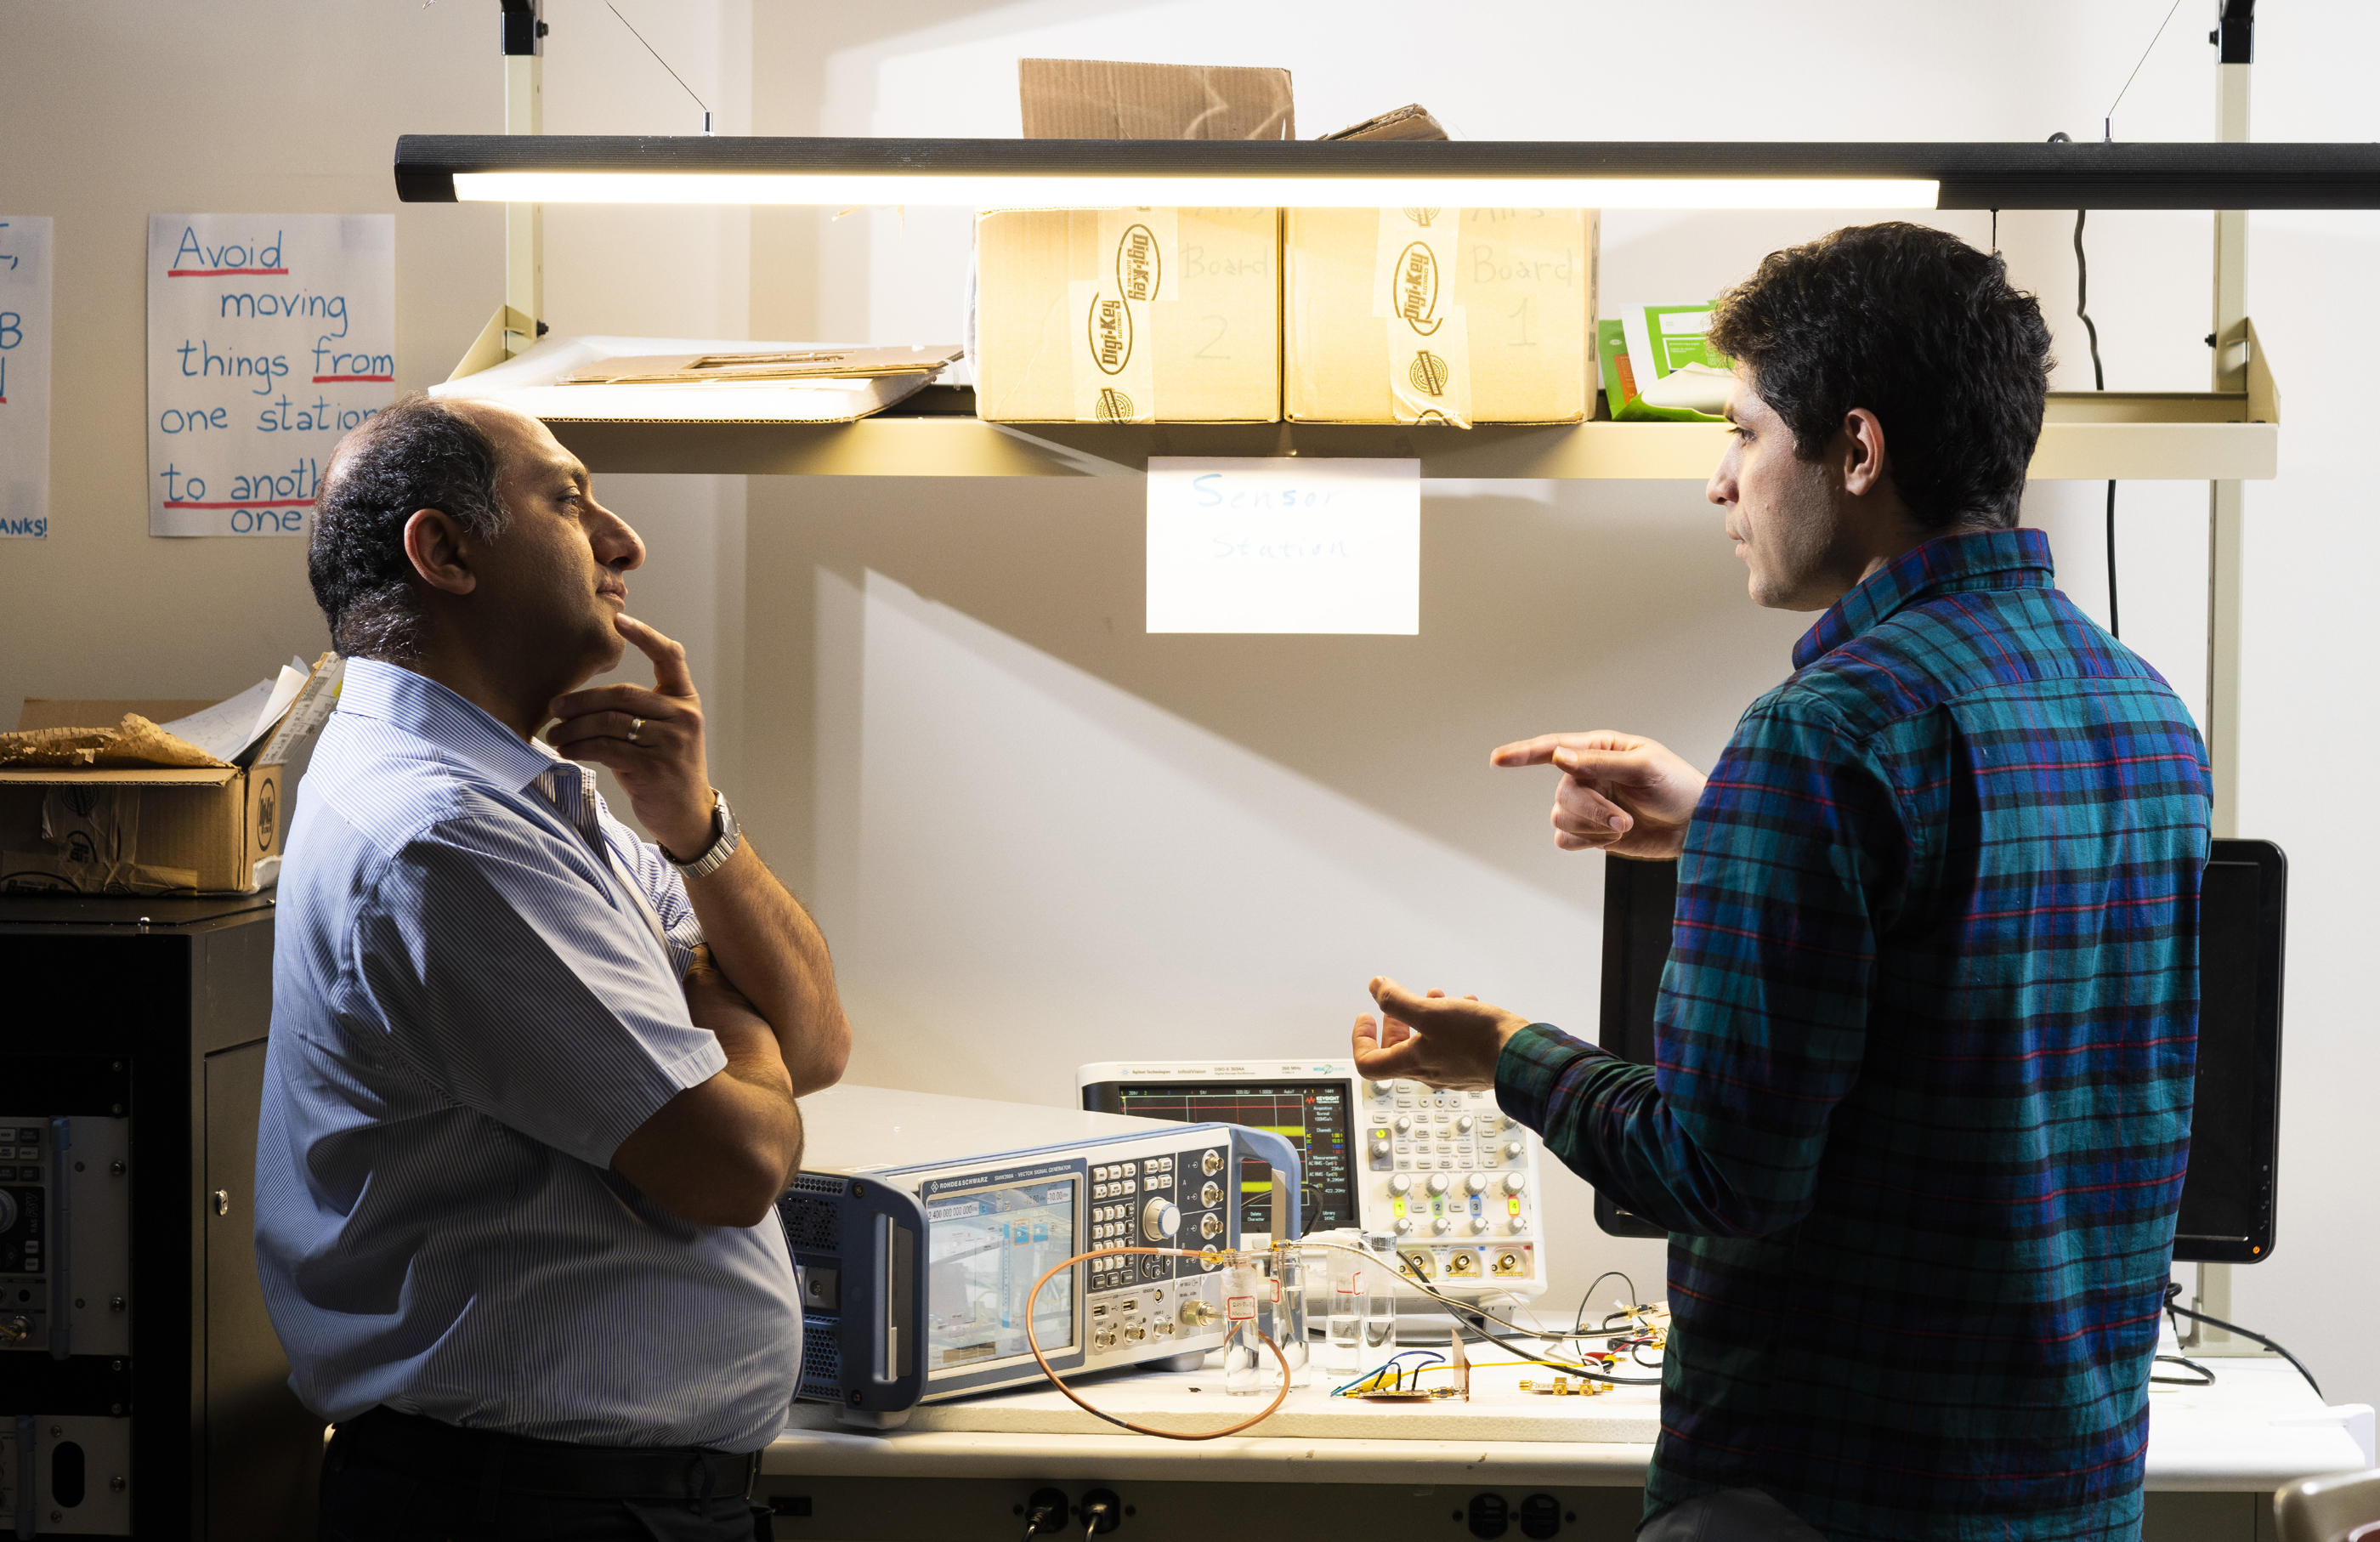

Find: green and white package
1603;302;1733;422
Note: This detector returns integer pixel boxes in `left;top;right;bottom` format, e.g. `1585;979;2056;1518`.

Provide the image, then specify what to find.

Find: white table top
764;1358;2372;1491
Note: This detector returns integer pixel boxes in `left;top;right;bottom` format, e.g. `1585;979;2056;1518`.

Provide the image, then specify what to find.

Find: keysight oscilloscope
1077;1059;1550;1301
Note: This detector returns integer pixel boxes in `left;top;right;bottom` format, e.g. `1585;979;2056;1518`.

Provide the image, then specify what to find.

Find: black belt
334;1405;762;1501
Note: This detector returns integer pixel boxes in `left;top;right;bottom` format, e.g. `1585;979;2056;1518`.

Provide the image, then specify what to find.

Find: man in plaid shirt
1353;224;2211;1541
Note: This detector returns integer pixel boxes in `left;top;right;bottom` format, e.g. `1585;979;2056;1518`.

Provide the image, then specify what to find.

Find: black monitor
1592;841;2285;1263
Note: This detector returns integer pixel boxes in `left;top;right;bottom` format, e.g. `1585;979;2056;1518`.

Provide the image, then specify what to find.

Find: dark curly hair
1706;223;2054;531
307;394;510;662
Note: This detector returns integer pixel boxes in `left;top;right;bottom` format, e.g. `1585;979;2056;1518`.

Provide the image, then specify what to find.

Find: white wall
5;0;2370;1416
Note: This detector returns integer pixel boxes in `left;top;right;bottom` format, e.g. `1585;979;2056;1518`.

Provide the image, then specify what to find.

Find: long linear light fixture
394;136;2380;210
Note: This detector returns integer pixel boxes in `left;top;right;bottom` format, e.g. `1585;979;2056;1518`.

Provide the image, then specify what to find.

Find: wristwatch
664;789;740;880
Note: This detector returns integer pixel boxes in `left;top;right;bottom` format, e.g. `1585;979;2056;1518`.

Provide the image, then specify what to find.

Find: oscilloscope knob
1393;1115;1413;1135
1455;1115;1474;1134
1465;1172;1489;1193
1142;1199;1182;1241
1393;1216;1414;1234
1503;1173;1528;1194
1502;1141;1525;1161
1371;1140;1391;1160
1470;1216;1492;1235
1368;1079;1395;1097
1387;1173;1412;1196
0;1189;15;1233
1425;1173;1450;1196
1431;1216;1454;1235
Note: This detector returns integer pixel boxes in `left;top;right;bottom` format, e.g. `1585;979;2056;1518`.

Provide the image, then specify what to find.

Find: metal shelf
545;388;2275;482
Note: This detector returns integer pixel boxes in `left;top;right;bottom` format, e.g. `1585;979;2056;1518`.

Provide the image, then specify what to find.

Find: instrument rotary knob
1368;1079;1395;1097
1393;1115;1414;1135
1371;1139;1392;1159
1142;1198;1181;1241
1503;1172;1527;1194
1431;1216;1454;1235
1425;1173;1450;1195
1470;1216;1492;1234
1393;1216;1414;1235
1387;1173;1413;1195
1502;1141;1526;1161
1465;1172;1489;1194
1455;1115;1474;1133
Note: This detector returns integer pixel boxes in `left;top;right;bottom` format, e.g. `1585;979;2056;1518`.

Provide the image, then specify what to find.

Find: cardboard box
1018;59;1294;140
0;661;340;895
973;207;1283;423
1284;207;1598;426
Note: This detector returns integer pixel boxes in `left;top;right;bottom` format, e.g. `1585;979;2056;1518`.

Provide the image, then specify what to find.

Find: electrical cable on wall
2051;132;2119;638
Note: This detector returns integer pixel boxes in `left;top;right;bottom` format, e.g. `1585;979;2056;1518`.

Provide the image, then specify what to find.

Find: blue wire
1329;1351;1444;1397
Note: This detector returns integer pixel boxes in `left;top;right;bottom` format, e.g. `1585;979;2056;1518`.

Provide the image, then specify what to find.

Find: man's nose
592;504;645;571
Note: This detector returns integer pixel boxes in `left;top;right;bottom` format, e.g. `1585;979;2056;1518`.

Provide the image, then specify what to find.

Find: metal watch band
667;789;739;880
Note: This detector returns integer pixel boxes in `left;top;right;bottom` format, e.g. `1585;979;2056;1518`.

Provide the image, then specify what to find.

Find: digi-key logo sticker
1408;350;1450;398
1393;242;1443;336
1115;222;1163;303
258;779;279;850
1087;292;1133;375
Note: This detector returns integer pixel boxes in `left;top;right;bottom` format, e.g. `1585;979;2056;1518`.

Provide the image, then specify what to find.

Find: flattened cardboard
974;207;1282;423
1019;59;1294;140
1320;104;1448;143
1285;208;1597;426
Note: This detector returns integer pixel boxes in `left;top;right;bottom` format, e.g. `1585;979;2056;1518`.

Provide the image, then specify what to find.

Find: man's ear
402;507;477;597
1840;408;1891;499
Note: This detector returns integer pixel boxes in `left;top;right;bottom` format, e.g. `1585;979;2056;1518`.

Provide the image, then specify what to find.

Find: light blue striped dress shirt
256;658;802;1452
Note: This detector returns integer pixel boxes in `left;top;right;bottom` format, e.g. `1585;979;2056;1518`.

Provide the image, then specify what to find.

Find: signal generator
1078;1059;1550;1301
779;1084;1301;1428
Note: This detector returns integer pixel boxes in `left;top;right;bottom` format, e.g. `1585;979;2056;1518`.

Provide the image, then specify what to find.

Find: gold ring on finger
628;717;644;744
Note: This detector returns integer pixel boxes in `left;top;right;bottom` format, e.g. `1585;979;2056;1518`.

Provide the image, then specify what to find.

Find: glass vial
1275;1248;1312;1388
1222;1254;1267;1396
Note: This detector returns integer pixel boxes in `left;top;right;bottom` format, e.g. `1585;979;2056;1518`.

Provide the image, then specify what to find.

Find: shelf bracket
501;0;544;357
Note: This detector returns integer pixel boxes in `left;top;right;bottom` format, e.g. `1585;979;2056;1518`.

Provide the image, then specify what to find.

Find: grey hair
306;394;511;663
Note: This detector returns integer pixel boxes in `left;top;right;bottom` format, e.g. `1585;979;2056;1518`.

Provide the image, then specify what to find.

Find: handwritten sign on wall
1146;456;1420;634
146;214;395;537
0;217;52;540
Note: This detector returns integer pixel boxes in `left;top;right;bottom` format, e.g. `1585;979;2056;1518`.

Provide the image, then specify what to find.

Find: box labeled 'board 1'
973;207;1282;424
1285;207;1596;426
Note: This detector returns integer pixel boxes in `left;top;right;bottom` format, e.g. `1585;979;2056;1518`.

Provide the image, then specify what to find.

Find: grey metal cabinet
1;897;316;1540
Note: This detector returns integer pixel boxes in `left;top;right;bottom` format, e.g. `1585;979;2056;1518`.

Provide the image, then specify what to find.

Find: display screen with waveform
1114;1082;1353;1235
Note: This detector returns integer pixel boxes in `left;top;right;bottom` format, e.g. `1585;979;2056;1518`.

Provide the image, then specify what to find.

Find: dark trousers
320;1409;772;1542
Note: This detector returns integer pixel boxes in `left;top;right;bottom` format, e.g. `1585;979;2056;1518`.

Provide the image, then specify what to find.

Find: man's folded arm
354;818;798;1227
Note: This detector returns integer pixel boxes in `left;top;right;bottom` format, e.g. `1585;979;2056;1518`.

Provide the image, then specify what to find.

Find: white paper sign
0;217;53;540
147;214;396;537
1146;457;1420;635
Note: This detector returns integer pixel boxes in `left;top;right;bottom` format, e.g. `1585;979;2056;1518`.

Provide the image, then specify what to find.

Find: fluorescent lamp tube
450;171;1941;210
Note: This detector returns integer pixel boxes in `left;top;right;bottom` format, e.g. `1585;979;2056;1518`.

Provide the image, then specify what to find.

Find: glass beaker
1221;1253;1269;1395
1274;1248;1312;1387
1323;1244;1368;1376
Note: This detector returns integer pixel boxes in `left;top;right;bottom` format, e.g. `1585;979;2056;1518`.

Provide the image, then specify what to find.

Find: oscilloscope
1077;1059;1550;1301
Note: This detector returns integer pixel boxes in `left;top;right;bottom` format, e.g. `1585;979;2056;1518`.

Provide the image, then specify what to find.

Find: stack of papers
158;657;312;765
431;336;964;424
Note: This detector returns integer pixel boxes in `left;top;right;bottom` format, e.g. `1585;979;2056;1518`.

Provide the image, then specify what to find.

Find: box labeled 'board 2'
973;207;1282;424
1285;207;1596;426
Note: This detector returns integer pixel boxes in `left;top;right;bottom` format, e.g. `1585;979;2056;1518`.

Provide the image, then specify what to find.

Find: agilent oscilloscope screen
1112;1082;1354;1234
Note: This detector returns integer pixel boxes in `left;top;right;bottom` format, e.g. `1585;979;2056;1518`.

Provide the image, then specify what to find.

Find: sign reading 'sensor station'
147;214;395;537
